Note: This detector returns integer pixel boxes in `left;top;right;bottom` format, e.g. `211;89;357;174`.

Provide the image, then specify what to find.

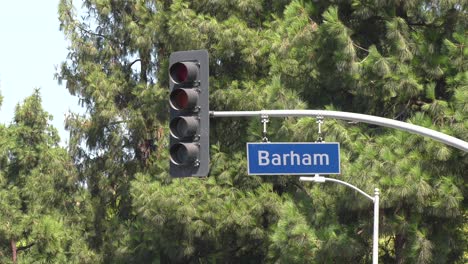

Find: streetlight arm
300;176;375;201
300;176;380;264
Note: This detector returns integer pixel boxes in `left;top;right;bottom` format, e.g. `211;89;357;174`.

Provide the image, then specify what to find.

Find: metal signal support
316;115;324;142
210;110;468;152
261;114;270;143
208;109;468;264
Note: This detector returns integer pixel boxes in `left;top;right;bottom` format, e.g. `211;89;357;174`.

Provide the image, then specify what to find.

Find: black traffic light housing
169;50;209;177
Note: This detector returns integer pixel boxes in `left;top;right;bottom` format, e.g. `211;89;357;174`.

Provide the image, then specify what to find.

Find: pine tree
0;90;97;263
57;0;466;262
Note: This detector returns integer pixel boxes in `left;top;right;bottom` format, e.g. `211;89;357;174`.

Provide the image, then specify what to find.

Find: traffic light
169;50;209;177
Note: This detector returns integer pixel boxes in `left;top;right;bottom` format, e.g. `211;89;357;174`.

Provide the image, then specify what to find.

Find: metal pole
300;176;379;263
373;188;380;264
211;110;468;152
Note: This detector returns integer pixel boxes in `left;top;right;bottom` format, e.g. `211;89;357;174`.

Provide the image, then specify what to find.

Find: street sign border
246;142;341;175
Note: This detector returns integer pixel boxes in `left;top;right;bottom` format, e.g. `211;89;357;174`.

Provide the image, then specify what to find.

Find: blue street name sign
247;142;340;175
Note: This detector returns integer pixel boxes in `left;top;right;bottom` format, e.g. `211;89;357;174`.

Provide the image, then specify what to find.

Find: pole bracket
316;115;324;142
261;114;270;142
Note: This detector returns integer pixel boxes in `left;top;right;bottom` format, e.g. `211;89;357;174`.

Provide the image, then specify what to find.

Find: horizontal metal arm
210;110;468;152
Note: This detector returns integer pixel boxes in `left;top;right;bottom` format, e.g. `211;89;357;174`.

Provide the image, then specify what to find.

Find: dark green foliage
56;0;466;263
129;175;281;263
0;90;97;263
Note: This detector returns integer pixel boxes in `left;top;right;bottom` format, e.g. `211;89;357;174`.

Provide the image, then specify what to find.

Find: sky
0;0;83;145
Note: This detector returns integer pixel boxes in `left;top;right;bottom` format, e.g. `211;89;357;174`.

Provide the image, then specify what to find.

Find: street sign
247;142;340;175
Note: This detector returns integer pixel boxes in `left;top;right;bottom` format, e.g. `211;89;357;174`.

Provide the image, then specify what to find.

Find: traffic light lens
177;120;187;135
169;61;198;84
170;88;198;110
170;143;198;165
170;116;198;139
170;63;188;83
171;89;189;109
176;146;188;163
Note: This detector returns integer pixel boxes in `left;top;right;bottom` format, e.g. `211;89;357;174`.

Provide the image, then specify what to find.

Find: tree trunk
139;49;149;84
395;233;406;264
11;239;17;264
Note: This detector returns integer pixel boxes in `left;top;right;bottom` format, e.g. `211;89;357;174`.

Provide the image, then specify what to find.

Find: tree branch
128;59;141;68
64;8;122;46
17;243;35;252
407;22;440;28
76;23;121;45
353;43;369;53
